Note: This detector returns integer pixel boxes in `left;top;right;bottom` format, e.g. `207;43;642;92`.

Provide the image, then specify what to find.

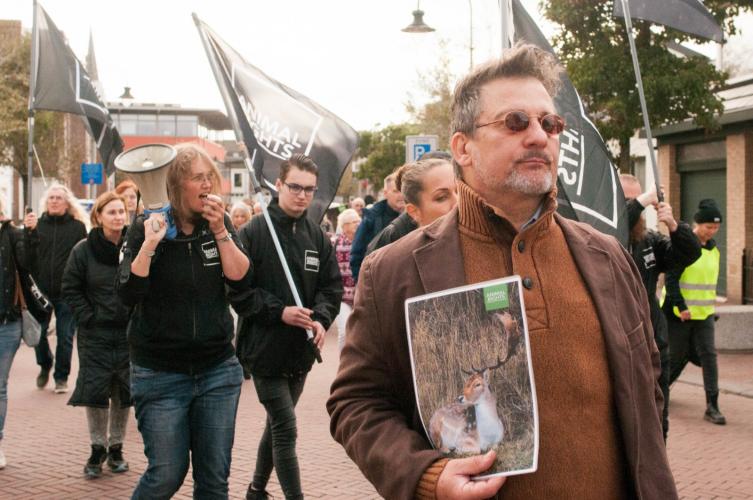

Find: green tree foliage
355;122;420;185
405;52;455;150
544;0;753;170
0;33;66;187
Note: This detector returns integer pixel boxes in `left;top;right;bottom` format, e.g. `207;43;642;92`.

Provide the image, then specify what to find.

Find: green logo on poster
483;284;509;311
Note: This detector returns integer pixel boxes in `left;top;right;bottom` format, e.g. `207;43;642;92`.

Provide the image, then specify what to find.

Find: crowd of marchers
0;43;728;500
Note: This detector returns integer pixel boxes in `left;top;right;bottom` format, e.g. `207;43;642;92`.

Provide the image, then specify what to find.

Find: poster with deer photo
405;276;538;478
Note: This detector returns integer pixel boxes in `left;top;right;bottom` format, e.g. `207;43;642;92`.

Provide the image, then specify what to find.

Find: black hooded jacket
234;199;342;377
626;199;702;349
117;214;251;375
32;212;87;300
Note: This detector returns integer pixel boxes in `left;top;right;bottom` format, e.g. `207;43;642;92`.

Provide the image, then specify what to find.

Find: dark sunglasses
475;110;565;136
284;182;318;196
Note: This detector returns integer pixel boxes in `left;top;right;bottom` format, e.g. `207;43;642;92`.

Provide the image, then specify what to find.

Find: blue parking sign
413;143;431;160
405;135;439;162
81;163;104;185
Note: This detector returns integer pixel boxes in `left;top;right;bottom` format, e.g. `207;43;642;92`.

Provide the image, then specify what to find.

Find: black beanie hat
694;199;723;224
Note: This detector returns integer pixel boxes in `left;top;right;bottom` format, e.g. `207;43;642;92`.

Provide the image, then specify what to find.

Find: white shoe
0;445;7;469
54;381;68;394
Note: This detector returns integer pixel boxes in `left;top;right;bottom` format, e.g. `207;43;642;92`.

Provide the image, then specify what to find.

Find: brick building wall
659;135;752;304
658;144;680;213
726;133;749;303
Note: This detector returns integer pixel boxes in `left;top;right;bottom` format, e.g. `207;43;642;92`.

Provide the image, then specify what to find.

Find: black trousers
668;315;718;395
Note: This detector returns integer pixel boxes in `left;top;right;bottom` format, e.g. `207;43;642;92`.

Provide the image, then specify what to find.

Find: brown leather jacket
327;208;677;500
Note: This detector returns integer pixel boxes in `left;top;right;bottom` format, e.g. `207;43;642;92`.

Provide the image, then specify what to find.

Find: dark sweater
234;199;342;377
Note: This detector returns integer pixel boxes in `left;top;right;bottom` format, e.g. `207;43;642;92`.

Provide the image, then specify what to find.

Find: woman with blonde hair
62;191;132;478
118;143;250;498
27;183;88;393
37;183;89;227
334;208;361;351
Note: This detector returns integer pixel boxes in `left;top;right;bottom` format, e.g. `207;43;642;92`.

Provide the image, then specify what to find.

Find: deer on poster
428;311;521;454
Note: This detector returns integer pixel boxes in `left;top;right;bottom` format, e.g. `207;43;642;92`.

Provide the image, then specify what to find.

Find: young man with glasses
234;154;342;500
328;44;677;499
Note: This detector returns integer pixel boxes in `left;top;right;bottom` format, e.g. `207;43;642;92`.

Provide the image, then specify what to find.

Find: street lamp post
402;1;474;70
401;1;435;33
468;0;474;69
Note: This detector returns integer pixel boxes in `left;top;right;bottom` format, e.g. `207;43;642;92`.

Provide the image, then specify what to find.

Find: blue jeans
252;374;307;500
130;357;243;500
35;299;75;382
0;320;22;441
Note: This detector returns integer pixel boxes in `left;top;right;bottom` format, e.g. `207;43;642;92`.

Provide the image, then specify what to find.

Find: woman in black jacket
117;143;251;499
0;202;37;470
62;191;131;478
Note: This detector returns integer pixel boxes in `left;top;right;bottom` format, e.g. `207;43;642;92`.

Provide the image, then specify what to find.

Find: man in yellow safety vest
663;199;725;425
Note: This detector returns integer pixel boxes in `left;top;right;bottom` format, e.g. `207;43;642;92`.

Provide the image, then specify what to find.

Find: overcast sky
2;1;750;132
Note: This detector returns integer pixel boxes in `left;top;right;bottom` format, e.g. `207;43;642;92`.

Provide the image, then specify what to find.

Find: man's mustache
514;151;553;165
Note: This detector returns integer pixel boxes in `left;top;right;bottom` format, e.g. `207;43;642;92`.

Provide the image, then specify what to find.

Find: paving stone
1;331;752;499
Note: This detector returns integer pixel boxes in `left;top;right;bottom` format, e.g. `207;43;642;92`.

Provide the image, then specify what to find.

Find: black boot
704;392;726;425
36;367;51;389
84;445;108;478
107;443;129;473
246;483;271;500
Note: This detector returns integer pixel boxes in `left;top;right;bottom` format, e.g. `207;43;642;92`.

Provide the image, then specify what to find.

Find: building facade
654;75;753;304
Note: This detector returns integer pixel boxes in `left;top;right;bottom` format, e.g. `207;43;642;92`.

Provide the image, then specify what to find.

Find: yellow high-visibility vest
672;246;720;320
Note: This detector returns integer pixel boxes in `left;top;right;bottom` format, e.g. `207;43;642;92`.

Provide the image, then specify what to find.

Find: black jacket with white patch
234;198;342;377
117;213;251;375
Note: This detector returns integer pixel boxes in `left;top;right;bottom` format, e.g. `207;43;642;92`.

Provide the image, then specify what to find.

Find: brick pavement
1;331;751;499
1;329;378;499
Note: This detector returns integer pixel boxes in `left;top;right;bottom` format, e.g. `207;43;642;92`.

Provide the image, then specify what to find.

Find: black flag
512;0;628;245
32;3;123;175
194;15;359;224
614;0;724;43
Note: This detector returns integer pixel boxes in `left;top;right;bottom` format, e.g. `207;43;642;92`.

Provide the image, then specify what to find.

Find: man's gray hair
450;43;564;176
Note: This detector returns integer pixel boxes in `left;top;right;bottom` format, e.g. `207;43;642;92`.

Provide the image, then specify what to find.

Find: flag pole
26;0;40;212
192;13;322;362
619;0;662;200
500;0;511;50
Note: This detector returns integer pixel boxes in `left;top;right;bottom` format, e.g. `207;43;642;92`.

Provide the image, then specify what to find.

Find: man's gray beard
503;167;554;195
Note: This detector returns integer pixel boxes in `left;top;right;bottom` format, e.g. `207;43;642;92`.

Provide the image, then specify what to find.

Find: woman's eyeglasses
284;182;318;196
189;174;214;184
475;110;565;136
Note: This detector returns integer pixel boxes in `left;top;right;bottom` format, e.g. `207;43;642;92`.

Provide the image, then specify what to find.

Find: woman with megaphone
116;143;251;499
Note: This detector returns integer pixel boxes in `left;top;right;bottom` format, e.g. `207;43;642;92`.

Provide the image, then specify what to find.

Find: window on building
137;114;157;135
157;114;176;136
176;115;198;136
233;172;243;188
118;115;137;135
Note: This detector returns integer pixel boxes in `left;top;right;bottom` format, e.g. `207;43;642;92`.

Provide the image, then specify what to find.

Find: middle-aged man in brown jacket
327;44;677;500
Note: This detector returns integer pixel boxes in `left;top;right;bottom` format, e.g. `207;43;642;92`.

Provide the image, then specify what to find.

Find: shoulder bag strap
14;271;26;309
